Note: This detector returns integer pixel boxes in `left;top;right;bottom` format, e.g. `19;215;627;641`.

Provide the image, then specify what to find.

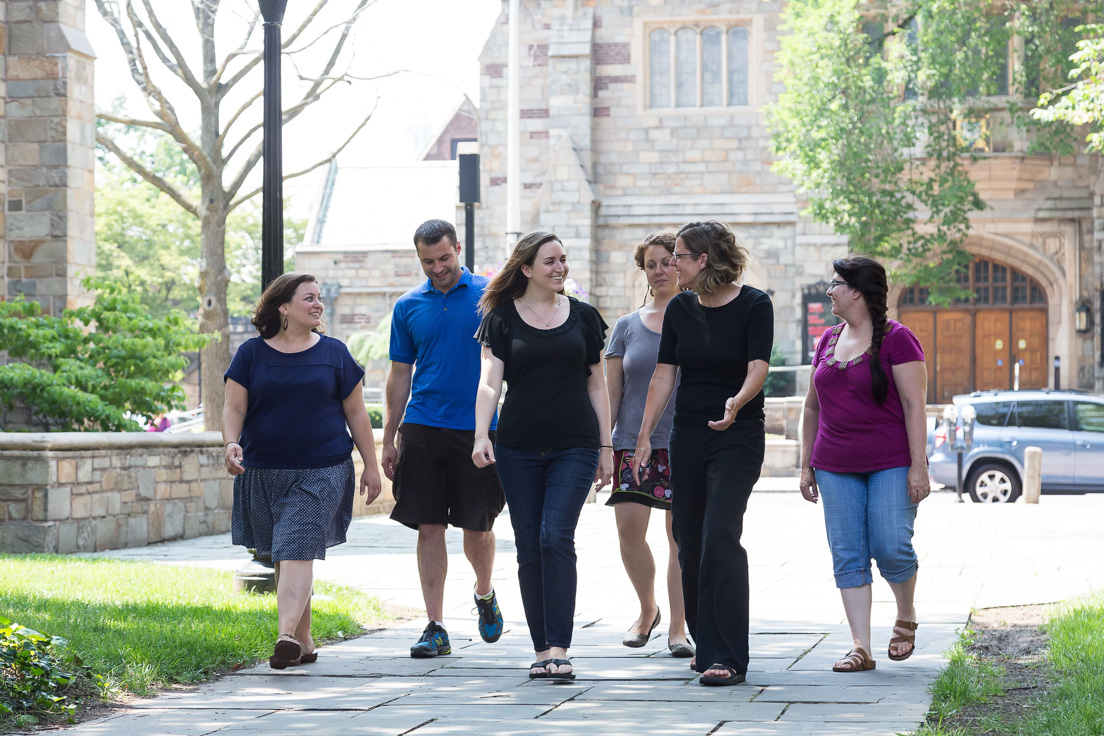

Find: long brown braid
833;256;890;403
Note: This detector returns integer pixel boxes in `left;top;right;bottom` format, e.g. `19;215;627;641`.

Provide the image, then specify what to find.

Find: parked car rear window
1073;402;1104;433
973;401;1013;427
1013;401;1068;430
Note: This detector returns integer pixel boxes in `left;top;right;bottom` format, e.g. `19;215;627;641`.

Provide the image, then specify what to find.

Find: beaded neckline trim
823;324;871;370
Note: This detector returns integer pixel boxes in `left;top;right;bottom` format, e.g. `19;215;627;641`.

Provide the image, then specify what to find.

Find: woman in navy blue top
223;273;382;669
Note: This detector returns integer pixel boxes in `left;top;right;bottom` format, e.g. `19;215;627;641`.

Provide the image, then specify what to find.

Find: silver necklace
521;296;562;326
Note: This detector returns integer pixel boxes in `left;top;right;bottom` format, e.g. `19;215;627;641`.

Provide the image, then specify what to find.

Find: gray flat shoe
622;609;661;648
668;640;695;658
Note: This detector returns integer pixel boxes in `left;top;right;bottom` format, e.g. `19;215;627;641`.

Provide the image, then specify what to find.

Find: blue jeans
815;466;919;589
494;444;599;652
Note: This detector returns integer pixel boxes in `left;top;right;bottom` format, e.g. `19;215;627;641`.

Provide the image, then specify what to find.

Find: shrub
764;345;795;397
365;403;383;429
0;278;210;431
0;616;103;728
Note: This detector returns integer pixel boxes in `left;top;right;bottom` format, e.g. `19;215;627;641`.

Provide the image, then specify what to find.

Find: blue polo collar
422;267;474;295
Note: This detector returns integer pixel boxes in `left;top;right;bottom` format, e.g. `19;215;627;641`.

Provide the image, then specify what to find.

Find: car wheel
966;463;1021;503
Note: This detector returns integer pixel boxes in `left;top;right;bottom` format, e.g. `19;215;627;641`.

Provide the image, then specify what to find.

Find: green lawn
0;555;389;696
919;593;1104;735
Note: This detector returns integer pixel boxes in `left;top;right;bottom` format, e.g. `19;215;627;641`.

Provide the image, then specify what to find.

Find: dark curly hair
252;272;323;339
833;256;889;403
633;232;677;306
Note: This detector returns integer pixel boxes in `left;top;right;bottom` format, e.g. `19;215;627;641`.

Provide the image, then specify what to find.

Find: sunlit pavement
64;484;1104;735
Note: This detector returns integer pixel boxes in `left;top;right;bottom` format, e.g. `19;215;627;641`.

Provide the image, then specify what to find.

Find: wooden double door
899;309;1048;403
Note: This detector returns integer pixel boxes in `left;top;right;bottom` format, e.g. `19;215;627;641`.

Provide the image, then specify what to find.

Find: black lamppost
235;0;288;594
259;0;287;289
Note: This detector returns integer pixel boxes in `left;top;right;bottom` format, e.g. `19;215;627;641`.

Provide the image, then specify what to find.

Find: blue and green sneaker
410;622;451;658
474;589;504;643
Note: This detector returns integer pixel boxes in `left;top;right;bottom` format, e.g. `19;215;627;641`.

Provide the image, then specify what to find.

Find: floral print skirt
605;448;673;510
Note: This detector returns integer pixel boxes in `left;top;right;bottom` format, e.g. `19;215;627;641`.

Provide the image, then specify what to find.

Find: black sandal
546;658;575;682
700;664;745;686
528;659;552;679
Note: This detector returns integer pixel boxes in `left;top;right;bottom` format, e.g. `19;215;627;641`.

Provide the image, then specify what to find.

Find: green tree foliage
96;121;304;320
346;313;392;366
0;280;210;432
769;0;1086;301
1033;23;1104;151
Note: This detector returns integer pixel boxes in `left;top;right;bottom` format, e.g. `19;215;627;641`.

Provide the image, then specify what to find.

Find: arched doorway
898;257;1048;402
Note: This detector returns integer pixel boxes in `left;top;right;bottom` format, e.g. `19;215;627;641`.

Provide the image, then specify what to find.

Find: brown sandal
888;619;918;661
269;634;303;670
832;647;876;672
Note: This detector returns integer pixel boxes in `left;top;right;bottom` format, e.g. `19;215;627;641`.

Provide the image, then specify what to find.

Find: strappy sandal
269;634;303;670
889;619;919;661
832;647;876;672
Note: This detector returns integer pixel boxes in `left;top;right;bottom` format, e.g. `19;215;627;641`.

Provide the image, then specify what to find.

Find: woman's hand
594;448;613;491
799;466;818;504
472;435;496;468
631;437;652;485
360;464;383;506
707;395;741;431
907;464;930;504
224;442;245;476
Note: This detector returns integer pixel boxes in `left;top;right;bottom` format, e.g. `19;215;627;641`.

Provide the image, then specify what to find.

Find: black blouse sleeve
747;291;775;363
657;294;682;365
475;307;511;362
578;300;609;366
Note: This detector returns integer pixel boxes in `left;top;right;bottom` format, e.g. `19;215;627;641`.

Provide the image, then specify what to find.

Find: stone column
4;0;95;315
541;6;598;297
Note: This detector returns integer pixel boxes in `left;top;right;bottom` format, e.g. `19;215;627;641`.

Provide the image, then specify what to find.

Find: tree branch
283;0;378;56
97;130;200;218
217;0;330;95
228;101;376;211
96;110;172;133
212;6;260;84
132;0;205;96
216;88;264;155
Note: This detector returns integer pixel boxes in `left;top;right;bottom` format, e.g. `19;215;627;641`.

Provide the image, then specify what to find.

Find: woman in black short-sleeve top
634;221;774;687
473;231;614;683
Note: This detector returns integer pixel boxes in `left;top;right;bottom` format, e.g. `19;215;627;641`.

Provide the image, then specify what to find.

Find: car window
972;401;1012;427
1073;402;1104;433
1013;401;1068;430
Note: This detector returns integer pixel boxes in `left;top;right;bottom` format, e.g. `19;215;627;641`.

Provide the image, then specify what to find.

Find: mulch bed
923;604;1052;733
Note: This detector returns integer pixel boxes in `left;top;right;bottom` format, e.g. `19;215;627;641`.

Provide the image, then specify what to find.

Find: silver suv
928;390;1104;502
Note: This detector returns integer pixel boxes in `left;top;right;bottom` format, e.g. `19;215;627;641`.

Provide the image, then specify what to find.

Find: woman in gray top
606;233;692;657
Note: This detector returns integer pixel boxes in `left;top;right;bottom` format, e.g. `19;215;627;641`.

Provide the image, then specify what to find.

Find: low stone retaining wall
0;433;395;554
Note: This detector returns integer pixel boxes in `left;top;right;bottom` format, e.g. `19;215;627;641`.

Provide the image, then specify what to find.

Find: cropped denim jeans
494;444;599;652
814;466;919;589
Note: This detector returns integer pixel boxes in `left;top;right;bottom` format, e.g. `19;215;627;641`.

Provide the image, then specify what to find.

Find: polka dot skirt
231;459;355;561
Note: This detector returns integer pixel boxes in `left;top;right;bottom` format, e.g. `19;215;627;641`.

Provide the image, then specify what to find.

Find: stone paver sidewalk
58;487;1104;735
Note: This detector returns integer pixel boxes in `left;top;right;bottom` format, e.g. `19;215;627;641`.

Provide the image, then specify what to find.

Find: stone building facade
1;0;95;316
472;0;1104;397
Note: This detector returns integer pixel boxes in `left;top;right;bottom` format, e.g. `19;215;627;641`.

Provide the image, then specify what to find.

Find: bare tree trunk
199;192;230;431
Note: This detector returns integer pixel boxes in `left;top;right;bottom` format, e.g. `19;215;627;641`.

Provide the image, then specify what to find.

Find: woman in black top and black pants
473;231;614;682
634;221;773;686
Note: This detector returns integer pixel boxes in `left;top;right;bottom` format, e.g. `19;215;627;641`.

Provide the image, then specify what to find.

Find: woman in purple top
799;256;929;674
605;233;692;657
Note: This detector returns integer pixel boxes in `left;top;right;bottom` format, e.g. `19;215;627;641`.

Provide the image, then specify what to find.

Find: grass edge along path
916;593;1104;736
0;554;390;729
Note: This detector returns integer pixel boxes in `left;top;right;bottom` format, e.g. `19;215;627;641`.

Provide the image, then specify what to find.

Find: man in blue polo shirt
382;219;505;658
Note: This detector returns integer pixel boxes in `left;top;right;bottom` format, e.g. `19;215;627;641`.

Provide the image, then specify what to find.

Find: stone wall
0;432;397;554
